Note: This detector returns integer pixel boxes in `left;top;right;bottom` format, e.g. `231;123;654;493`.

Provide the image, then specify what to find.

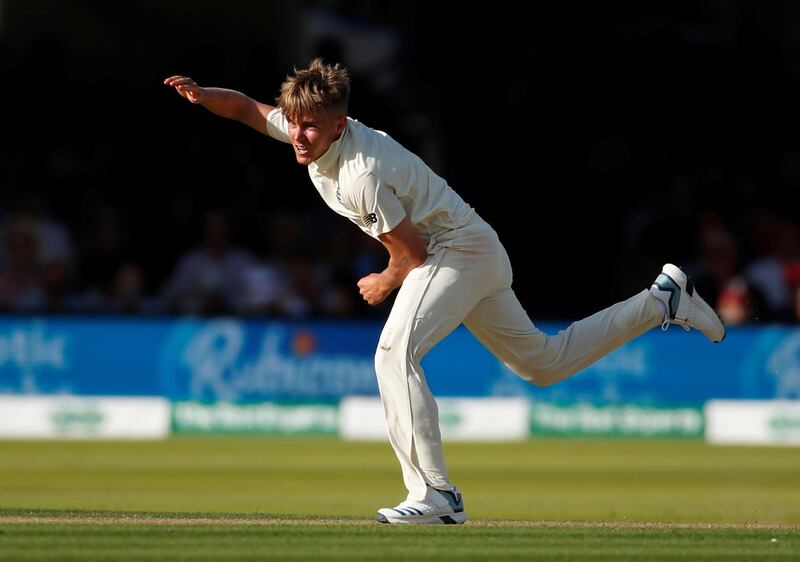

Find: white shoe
376;485;467;525
650;263;726;343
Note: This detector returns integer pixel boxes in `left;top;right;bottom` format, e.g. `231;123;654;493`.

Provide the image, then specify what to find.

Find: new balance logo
363;213;377;225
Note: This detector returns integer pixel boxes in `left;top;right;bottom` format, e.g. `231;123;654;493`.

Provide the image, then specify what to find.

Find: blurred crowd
615;169;800;325
2;140;800;325
3;3;800;324
0;178;389;318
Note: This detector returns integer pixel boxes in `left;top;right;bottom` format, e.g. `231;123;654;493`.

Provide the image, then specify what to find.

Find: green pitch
1;438;798;561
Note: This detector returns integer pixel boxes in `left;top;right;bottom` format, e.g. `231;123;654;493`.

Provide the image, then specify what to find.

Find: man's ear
336;115;347;136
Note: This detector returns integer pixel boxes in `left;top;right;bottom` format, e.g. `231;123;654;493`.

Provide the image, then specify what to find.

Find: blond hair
277;58;350;122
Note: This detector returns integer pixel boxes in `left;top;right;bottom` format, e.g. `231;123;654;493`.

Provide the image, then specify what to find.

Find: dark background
2;1;799;322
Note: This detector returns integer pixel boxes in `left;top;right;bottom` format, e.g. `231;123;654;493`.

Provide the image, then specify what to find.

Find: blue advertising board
0;317;798;405
423;325;798;405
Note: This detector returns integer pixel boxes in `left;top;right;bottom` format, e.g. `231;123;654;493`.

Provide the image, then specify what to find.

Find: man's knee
375;325;427;377
514;363;572;387
374;346;390;375
374;339;407;376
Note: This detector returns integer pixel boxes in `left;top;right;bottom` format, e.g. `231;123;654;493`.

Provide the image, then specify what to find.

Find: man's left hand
357;273;391;305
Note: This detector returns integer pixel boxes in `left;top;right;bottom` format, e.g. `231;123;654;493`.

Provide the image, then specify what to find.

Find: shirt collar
313;122;348;177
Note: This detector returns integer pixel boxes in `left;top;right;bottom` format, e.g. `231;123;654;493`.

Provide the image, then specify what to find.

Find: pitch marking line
0;516;796;529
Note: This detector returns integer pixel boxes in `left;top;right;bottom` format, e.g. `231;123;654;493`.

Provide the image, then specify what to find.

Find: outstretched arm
164;75;274;136
357;216;429;306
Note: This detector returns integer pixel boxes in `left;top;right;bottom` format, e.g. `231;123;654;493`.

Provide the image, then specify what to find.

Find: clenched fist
357;273;391;306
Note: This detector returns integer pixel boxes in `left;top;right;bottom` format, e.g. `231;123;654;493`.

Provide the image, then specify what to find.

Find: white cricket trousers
374;227;663;501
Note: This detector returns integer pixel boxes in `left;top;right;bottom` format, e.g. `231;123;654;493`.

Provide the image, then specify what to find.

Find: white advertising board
0;395;171;439
705;400;800;445
340;396;529;441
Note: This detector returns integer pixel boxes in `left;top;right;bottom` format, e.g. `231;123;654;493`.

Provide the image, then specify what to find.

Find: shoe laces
661;313;690;333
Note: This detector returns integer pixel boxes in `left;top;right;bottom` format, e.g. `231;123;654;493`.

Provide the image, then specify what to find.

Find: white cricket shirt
266;109;491;253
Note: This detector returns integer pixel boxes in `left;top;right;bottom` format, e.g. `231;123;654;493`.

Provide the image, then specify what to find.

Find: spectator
0;217;44;312
717;278;755;326
744;213;800;321
241;262;309;317
794;286;800;322
162;210;255;315
106;262;162;315
689;214;739;311
39;244;80;313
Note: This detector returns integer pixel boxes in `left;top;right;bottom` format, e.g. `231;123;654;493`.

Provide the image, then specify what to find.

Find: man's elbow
410;245;428;268
392;249;427;275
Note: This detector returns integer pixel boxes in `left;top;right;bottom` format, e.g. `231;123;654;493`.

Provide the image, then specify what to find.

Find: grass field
1;437;798;560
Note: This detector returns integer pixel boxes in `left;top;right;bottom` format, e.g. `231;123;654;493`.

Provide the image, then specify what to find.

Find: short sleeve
350;174;406;236
266;108;292;144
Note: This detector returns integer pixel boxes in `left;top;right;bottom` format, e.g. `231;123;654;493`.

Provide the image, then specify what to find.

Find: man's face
287;107;346;166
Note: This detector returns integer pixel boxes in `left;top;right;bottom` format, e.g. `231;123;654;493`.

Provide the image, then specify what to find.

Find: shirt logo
362;213;377;225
